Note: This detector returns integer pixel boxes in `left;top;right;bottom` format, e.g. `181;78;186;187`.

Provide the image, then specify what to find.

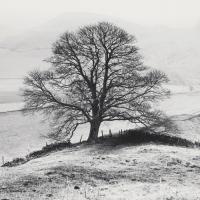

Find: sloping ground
0;144;200;200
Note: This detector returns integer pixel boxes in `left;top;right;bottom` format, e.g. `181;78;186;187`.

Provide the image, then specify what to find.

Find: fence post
80;135;83;143
2;156;4;165
101;130;104;138
109;129;112;137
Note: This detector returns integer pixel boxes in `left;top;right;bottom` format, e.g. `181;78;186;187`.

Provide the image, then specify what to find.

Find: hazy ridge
0;13;200;86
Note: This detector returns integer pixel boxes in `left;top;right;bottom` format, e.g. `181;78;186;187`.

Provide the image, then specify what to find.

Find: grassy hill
1;89;200;199
1;142;200;199
1;100;200;199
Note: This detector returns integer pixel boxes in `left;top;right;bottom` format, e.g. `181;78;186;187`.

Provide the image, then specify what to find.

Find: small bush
2;140;72;167
2;157;26;167
28;141;72;159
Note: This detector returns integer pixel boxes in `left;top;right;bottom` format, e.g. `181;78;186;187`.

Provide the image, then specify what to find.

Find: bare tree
23;22;169;143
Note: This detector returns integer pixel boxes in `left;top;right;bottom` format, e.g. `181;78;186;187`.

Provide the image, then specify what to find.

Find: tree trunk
88;120;101;143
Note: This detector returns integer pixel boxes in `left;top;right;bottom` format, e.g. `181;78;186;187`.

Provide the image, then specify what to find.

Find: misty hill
0;13;200;87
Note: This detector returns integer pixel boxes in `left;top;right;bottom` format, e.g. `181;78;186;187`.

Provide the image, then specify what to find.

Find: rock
131;178;137;181
100;187;108;191
46;194;53;197
74;185;80;190
167;158;181;166
192;156;200;160
70;173;75;178
45;171;55;176
190;164;200;168
185;162;191;167
23;181;32;186
109;180;118;184
160;178;166;182
60;172;68;177
132;159;137;164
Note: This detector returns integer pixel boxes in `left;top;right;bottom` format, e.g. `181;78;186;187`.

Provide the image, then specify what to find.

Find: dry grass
1;143;200;199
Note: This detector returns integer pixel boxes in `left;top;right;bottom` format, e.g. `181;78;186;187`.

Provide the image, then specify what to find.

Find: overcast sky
0;0;200;34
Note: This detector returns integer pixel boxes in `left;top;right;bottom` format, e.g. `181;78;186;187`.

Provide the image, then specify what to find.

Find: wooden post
101;130;104;138
2;156;4;165
109;129;112;137
80;135;83;143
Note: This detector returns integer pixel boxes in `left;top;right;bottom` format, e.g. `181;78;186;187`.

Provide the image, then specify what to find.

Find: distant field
0;91;22;104
0;111;49;162
0;79;23;112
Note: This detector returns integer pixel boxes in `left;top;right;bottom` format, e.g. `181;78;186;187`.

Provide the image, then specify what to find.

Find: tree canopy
23;22;169;142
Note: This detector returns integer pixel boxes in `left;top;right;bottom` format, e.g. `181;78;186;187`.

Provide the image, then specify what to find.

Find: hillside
1;88;200;200
1;142;200;199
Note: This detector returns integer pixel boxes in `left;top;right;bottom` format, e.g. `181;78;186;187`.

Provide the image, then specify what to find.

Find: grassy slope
1;91;200;199
0;143;200;200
